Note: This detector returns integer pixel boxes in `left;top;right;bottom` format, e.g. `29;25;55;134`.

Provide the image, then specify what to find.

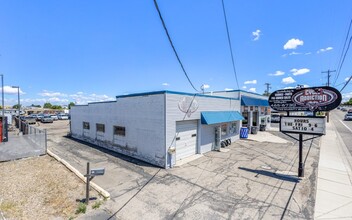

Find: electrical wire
221;0;240;90
334;36;352;86
153;0;199;92
340;75;352;92
334;18;352;86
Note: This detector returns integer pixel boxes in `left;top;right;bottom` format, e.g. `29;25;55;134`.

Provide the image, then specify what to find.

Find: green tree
343;98;352;105
43;102;52;109
51;105;62;109
12;104;22;109
68;102;75;109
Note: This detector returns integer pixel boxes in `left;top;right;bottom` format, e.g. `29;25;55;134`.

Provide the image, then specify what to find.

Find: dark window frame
96;123;105;133
113;126;126;136
83;122;90;130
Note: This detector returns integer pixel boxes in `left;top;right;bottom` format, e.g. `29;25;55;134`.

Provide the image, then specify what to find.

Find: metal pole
1;75;4;142
298;134;304;177
86;162;90;204
17;87;21;133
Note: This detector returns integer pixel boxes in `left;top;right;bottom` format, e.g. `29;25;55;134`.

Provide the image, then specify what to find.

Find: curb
329;120;352;184
47;149;110;199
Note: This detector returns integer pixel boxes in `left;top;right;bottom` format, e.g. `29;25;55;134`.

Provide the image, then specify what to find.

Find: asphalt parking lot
45;122;320;219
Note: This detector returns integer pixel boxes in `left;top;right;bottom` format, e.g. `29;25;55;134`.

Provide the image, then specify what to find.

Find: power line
334;36;352;86
334;18;352;85
340;75;352;92
221;0;240;90
153;0;199;92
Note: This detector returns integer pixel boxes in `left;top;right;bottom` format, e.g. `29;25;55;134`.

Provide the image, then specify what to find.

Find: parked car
24;116;37;124
344;113;352;121
341;107;348;112
50;114;58;120
57;114;69;120
270;114;280;123
41;115;54;123
348;109;352;113
36;114;44;121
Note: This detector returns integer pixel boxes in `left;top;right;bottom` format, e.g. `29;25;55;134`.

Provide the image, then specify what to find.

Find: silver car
41;115;54;123
344;113;352;121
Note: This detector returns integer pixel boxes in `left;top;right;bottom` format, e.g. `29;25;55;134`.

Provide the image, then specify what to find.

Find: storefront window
221;124;227;136
230;122;237;134
242;112;248;126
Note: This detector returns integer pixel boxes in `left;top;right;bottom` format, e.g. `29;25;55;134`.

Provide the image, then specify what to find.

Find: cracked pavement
43;121;320;220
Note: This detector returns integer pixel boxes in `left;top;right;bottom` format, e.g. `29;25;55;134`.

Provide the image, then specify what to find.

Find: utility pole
321;70;336;123
264;83;271;96
322;69;336;86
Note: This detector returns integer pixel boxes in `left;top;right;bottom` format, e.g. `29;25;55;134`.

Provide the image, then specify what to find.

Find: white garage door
176;120;197;161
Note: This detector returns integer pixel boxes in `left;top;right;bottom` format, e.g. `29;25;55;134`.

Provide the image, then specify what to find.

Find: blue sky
1;0;352;106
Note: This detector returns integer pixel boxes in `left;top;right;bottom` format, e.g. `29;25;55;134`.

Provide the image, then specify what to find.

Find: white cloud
342;92;352;102
345;77;351;81
305;52;312;55
38;90;67;97
317;47;333;54
0;86;25;95
242;86;247;89
248;88;256;93
284;38;304;50
162;83;169;86
269;71;285;76
283;86;295;89
289;51;302;55
244;80;257;84
69;92;115;105
282;77;296;84
290;68;310;76
252;29;261;41
224;88;233;91
201;84;210;89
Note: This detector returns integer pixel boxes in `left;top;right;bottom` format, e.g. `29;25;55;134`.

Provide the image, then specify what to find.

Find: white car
57;114;69;120
344;113;352;121
50;114;58;120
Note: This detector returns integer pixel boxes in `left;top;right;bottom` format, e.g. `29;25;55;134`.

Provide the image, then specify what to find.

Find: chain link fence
0;117;47;161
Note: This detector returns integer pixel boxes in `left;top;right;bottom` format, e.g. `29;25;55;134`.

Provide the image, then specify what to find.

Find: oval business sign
269;86;342;112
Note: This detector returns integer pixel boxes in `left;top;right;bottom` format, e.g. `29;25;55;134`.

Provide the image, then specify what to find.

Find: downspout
164;92;168;169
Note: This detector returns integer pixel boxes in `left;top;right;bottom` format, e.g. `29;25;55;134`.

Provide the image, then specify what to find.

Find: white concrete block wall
165;93;241;167
70;94;166;167
71;91;243;169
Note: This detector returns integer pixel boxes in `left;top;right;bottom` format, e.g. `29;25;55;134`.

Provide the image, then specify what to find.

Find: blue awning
201;111;244;125
241;96;269;106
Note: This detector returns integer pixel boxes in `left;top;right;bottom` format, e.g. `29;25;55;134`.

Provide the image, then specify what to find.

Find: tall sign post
269;86;341;177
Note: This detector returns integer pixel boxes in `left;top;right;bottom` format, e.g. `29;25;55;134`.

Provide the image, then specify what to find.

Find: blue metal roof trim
116;90;239;100
201;111;244;125
241;96;269;106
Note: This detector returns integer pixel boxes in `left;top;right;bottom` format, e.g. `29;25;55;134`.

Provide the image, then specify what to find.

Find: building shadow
63;135;159;169
238;167;301;183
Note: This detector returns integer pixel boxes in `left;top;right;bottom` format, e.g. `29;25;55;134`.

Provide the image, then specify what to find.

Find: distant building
70;90;244;168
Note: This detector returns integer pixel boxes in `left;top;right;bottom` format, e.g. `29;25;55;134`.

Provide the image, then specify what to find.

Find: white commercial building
210;90;271;132
70;91;244;168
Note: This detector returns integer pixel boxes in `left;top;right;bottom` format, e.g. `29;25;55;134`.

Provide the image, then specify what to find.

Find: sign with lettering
269;86;341;111
280;116;326;135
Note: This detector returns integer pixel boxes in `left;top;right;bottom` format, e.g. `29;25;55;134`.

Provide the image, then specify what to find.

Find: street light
11;86;21;134
1;74;4;141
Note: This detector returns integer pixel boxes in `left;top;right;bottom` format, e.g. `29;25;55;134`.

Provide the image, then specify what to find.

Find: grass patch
0;201;17;212
75;202;87;214
92;200;103;209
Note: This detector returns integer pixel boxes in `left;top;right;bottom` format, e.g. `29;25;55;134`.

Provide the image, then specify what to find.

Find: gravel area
0;155;102;219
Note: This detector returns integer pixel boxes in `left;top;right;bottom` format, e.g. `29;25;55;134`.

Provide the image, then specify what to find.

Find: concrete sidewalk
314;121;352;219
